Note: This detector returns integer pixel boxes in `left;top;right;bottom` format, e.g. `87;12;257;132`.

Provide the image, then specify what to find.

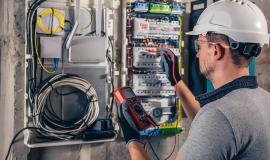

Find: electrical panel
23;0;186;150
24;0;118;148
124;0;184;136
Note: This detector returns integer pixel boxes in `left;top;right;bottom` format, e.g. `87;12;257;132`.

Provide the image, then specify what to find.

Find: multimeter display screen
122;87;136;98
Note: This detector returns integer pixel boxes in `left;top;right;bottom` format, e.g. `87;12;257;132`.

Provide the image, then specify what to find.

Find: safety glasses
194;39;218;52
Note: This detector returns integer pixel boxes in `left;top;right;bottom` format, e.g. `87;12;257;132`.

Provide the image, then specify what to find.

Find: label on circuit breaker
134;18;180;39
132;73;175;96
133;47;180;68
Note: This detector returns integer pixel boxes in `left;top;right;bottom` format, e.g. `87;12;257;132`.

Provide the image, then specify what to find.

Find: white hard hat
186;0;269;46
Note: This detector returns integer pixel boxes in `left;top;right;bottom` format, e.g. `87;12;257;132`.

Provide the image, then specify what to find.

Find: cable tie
85;86;92;94
88;99;98;103
81;119;90;128
47;81;54;91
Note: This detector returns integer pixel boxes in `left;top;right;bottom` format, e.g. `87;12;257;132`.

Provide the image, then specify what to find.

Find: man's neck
210;67;250;89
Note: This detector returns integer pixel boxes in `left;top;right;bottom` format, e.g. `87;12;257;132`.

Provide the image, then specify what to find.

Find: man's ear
214;44;225;60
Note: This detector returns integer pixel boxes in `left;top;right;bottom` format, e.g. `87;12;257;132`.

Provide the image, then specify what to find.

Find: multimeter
114;86;156;131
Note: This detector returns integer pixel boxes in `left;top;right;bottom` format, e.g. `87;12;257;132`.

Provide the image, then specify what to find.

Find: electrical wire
33;73;99;140
106;36;115;119
26;0;47;116
5;127;39;160
144;124;160;160
164;135;177;160
164;99;180;160
34;24;56;73
36;8;65;34
148;140;160;160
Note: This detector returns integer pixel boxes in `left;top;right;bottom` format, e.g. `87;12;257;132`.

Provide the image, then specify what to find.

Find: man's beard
199;59;214;80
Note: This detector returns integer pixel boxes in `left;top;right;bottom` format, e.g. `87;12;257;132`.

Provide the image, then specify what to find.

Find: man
118;0;270;159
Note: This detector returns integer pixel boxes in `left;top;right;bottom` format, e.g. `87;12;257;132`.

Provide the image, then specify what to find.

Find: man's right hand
117;101;141;145
160;49;182;86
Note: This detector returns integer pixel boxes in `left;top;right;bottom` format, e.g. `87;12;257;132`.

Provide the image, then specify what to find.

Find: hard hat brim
185;30;201;35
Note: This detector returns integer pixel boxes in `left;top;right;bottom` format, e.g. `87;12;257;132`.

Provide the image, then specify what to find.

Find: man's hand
160;49;181;86
117;101;141;145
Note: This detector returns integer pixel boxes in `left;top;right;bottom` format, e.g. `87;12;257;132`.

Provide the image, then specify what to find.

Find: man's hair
205;32;249;67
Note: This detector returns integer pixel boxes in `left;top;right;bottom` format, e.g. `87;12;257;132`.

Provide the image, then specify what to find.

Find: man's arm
175;80;200;122
160;51;200;122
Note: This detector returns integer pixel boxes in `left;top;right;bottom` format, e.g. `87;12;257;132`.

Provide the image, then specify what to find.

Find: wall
0;0;29;159
254;0;270;92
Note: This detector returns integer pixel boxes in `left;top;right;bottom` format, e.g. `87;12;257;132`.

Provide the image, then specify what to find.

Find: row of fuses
134;89;175;96
133;73;168;80
135;18;180;25
139;81;171;87
134;62;160;68
133;2;184;15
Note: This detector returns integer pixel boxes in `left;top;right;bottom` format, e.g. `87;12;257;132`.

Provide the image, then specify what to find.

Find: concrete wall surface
0;0;269;160
254;0;270;92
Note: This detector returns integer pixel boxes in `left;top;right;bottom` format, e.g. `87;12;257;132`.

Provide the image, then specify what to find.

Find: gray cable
33;74;99;140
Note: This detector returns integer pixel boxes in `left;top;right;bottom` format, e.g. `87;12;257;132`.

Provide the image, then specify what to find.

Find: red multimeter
114;86;156;131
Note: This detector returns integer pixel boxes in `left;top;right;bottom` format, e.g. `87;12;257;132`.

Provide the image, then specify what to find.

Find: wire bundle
26;0;48;109
33;73;99;140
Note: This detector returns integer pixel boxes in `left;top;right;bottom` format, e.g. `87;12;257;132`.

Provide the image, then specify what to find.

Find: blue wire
53;58;59;70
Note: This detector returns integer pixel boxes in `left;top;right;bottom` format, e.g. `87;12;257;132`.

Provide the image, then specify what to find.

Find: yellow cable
34;25;55;74
178;15;183;129
37;8;65;34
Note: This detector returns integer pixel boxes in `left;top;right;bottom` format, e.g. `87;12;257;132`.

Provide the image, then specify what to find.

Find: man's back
179;77;270;160
213;87;270;159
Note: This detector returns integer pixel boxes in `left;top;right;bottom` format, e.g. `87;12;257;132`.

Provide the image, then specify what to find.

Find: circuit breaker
123;0;184;136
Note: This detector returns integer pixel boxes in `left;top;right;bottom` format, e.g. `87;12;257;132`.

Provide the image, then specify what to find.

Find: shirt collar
196;76;258;107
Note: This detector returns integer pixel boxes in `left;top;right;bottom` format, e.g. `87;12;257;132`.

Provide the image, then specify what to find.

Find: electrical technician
117;0;270;159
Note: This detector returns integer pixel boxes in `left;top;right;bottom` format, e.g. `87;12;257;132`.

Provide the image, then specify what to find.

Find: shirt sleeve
179;108;237;160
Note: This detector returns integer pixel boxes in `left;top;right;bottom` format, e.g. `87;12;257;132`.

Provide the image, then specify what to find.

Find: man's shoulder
205;87;270;111
192;104;230;129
